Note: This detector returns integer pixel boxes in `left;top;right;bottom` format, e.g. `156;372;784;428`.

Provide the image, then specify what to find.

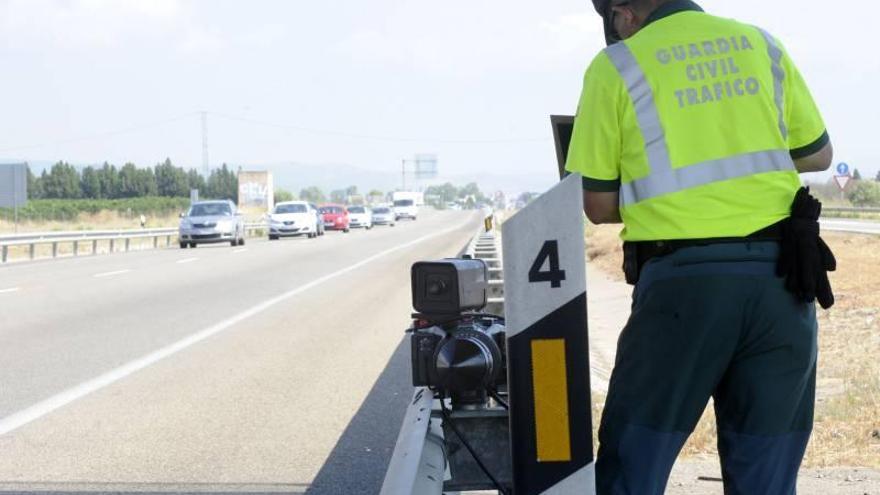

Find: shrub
847;181;880;207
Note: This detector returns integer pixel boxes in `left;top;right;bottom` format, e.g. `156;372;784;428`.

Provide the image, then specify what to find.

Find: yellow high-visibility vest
566;0;827;241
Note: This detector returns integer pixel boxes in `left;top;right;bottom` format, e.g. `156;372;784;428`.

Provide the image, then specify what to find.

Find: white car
393;199;418;221
268;201;319;240
347;206;373;229
371;206;396;227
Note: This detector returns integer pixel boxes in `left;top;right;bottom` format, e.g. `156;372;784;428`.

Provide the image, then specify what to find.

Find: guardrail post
52;242;58;258
29;243;35;260
92;239;98;255
125;238;130;252
109;239;115;253
503;174;595;494
2;246;7;263
73;241;79;257
153;236;159;249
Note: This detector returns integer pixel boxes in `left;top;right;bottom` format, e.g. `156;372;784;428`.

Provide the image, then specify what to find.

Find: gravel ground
668;457;880;494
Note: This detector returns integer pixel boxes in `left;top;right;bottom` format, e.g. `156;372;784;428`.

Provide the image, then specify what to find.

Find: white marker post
502;173;595;494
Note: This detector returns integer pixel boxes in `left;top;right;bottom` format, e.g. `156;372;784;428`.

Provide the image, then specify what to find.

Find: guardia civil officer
564;1;836;493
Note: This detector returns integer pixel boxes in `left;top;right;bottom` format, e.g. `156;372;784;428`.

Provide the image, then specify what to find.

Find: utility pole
12;164;18;234
201;111;210;177
401;159;406;191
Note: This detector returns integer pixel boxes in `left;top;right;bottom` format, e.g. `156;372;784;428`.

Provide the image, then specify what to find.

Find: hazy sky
0;0;875;189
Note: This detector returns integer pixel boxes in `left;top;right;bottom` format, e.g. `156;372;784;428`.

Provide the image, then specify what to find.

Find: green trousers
597;241;818;495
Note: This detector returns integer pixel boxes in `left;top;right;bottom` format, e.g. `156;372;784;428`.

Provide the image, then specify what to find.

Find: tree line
26;160;238;201
23;160;498;209
423;182;488;208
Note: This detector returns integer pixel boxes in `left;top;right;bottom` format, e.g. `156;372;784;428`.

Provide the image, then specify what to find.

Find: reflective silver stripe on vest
758;28;788;141
605;42;673;174
619;149;795;205
603;41;796;207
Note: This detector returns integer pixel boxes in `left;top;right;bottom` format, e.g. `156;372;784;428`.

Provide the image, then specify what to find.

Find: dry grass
0;210;180;234
585;223;625;281
806;232;880;467
586;225;880;468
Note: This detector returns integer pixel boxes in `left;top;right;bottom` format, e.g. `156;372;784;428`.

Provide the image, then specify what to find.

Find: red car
319;204;350;233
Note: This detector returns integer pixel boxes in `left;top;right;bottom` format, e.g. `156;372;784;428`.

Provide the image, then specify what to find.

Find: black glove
776;187;836;309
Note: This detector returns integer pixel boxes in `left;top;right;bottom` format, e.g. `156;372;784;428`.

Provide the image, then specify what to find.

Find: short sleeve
564;52;623;192
780;42;829;159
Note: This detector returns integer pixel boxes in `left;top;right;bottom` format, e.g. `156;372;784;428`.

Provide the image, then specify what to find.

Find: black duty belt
619;188;836;308
622;221;783;285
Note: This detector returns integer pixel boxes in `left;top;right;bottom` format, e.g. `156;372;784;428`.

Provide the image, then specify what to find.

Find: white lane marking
93;269;131;278
176;257;199;264
0;216;478;436
232;248;248;253
0;287;21;294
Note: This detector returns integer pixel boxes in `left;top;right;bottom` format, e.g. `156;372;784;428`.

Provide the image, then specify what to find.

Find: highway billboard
238;170;274;214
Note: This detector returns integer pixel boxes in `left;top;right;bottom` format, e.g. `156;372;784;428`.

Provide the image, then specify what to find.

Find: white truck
392;191;422;221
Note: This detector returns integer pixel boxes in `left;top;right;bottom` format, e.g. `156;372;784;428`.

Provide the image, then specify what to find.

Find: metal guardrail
0;223;265;263
823;207;880;215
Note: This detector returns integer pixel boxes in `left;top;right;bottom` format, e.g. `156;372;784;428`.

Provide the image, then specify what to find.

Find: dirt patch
668;458;880;494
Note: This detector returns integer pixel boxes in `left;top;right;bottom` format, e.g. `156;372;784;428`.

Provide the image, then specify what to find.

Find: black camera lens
411;259;487;315
427;279;447;296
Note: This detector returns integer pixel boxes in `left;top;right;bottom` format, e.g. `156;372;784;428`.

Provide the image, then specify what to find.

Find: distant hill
259;162;399;194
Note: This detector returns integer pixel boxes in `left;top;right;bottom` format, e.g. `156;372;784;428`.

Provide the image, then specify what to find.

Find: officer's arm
777;36;832;174
794;141;833;173
583;191;622;224
567;55;623;224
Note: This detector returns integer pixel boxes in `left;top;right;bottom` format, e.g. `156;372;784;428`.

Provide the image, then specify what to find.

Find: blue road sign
836;163;850;176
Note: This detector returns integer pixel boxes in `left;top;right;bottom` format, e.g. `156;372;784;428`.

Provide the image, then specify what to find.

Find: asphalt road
0;209;481;494
821;217;880;235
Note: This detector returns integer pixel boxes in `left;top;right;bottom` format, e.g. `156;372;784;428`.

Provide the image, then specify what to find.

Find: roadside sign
502;173;594;495
414;154;438;180
834;174;851;191
550;115;576;180
0;163;28;209
836;163;850;176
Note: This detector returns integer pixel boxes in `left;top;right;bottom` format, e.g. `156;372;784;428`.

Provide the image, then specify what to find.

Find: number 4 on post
528;240;566;288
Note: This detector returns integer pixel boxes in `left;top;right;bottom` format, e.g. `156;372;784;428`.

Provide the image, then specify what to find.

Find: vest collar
643;0;704;28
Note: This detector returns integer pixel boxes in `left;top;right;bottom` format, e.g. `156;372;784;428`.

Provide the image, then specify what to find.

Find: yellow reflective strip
531;339;571;462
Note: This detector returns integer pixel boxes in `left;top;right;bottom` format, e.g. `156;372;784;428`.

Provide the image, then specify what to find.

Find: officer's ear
611;5;641;39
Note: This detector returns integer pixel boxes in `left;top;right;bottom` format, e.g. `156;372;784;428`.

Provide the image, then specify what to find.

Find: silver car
178;200;245;248
371;206;396;227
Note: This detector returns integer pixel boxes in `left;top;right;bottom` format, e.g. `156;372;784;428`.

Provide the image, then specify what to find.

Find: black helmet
592;0;629;45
